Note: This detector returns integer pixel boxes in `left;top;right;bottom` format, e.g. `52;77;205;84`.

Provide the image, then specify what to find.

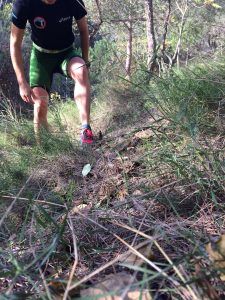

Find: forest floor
1;84;225;299
30;114;225;299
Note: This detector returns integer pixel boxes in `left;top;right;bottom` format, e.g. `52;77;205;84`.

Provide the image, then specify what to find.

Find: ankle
81;123;91;130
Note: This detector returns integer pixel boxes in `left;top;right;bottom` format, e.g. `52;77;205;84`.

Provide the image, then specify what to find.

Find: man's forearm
76;16;90;64
10;25;27;85
10;43;27;85
80;31;89;63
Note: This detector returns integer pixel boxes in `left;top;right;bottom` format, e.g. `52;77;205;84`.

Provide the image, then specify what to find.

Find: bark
161;0;171;55
90;0;103;39
125;21;133;78
171;0;188;67
94;0;103;24
144;0;157;70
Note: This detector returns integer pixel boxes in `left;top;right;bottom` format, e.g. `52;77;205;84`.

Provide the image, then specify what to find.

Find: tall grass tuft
1;58;225;298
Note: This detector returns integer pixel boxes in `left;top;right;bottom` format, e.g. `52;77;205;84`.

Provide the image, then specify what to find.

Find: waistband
32;43;73;54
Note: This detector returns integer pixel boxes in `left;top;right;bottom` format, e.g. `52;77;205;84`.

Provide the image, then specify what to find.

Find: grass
0;58;225;299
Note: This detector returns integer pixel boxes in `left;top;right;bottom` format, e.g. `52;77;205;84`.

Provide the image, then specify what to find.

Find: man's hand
10;25;34;103
19;81;34;104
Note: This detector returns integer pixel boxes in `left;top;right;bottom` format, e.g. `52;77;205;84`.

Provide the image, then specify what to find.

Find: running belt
33;42;73;54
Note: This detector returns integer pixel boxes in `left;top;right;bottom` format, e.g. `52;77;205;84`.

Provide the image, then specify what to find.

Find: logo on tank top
33;16;46;29
59;16;71;23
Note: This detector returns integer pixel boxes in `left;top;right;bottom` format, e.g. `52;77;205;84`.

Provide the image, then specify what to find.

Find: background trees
1;1;225;298
0;0;224;107
85;0;225;75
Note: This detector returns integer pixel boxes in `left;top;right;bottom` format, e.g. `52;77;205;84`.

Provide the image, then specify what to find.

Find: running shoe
80;127;94;144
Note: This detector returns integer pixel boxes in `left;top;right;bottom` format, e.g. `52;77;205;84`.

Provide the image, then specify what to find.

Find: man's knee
32;87;49;103
32;87;48;120
68;57;88;81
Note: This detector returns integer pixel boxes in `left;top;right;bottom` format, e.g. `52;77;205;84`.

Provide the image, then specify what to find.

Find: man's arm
76;16;89;65
10;24;33;103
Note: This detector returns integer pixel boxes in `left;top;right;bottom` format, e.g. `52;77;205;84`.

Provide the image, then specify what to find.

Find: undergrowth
0;58;225;299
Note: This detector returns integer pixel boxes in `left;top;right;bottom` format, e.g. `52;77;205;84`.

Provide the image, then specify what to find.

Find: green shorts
29;46;81;93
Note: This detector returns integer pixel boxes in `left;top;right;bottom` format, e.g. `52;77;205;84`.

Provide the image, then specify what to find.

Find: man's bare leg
67;57;94;144
32;87;49;144
67;57;91;126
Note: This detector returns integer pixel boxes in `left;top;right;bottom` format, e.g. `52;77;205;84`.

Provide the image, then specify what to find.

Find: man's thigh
59;48;82;77
29;47;58;93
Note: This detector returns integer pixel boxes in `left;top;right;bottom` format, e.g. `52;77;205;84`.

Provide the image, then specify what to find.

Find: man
10;0;94;144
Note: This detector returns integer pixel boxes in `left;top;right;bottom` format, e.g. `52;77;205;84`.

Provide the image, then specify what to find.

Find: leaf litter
1;117;225;299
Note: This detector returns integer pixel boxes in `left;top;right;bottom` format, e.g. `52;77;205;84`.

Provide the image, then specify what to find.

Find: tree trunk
125;21;133;78
171;0;188;67
161;0;171;55
0;0;4;10
144;0;157;71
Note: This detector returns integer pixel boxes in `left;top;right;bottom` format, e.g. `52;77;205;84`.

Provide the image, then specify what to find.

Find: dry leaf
117;187;128;200
77;204;88;210
132;190;143;196
127;290;152;300
195;263;220;300
80;272;152;299
206;235;225;280
48;280;80;297
81;287;120;300
134;129;153;139
119;241;154;267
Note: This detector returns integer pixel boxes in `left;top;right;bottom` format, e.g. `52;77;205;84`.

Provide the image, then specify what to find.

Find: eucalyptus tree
0;1;14;100
144;0;224;72
144;0;157;71
81;0;225;77
86;0;145;78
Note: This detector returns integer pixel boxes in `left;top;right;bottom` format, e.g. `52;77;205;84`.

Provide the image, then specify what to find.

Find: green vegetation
0;57;225;299
1;0;225;299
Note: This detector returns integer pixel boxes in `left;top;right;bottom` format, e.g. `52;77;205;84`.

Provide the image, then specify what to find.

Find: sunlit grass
1;58;225;298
